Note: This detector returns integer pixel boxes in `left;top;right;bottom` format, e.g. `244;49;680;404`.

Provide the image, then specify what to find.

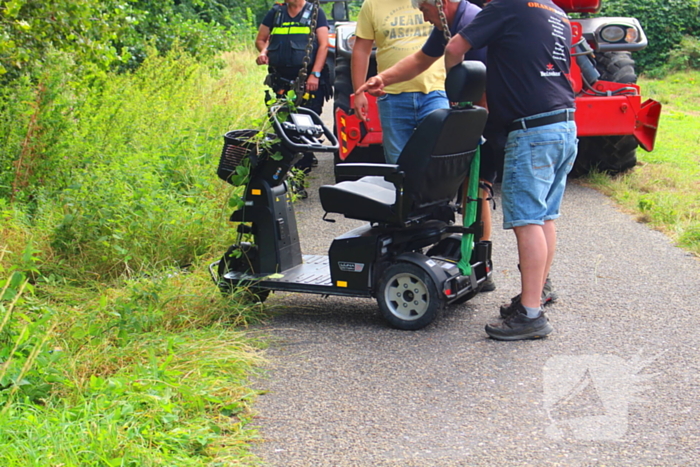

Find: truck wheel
572;51;639;177
376;262;444;330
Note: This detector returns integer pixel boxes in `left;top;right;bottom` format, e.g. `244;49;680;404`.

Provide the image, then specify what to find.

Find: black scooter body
211;102;492;330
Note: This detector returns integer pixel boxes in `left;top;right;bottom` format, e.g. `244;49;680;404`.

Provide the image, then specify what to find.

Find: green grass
586;70;700;257
1;47;273;465
0;246;271;466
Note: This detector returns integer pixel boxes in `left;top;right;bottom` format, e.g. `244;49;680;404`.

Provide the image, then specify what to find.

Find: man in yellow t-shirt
352;0;448;163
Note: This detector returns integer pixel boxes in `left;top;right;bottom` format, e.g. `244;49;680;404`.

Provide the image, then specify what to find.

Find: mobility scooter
211;61;492;330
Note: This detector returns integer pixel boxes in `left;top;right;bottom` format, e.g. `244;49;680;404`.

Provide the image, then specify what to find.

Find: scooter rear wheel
377;262;443;330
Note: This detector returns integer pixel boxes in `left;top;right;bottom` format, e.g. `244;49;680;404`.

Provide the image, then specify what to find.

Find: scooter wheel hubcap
384;272;429;320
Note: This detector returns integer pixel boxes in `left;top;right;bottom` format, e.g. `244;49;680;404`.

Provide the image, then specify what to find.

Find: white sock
523;305;541;319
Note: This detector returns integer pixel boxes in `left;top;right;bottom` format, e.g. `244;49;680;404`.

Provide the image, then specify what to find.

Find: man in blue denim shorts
443;0;578;340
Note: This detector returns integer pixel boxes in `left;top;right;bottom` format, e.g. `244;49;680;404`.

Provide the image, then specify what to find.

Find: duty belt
507;111;574;133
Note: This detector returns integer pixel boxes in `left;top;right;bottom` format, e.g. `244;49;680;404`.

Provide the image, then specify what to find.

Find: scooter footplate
221;255;371;297
272;255;332;286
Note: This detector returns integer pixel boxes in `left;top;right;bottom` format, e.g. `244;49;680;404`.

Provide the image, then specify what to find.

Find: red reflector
444;289;452;296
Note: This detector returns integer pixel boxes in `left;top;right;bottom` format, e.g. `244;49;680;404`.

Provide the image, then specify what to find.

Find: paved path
250;108;700;466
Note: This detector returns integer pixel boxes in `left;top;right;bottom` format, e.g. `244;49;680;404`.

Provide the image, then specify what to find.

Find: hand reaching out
355;74;386;97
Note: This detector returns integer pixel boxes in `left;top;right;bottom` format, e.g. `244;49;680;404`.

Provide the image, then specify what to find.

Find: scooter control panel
283;113;324;142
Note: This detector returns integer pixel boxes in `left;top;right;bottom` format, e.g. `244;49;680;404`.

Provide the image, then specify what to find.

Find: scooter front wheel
376;262;443;330
218;245;271;303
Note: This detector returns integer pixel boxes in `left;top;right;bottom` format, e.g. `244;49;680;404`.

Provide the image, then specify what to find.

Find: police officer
255;0;331;114
255;0;330;175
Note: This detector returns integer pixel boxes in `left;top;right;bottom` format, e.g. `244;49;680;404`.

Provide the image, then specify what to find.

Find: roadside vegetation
0;49;273;464
582;2;699;259
586;69;700;257
1;13;274;464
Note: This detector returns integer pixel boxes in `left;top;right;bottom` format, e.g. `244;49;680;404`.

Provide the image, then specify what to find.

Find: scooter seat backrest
445;60;486;105
318;61;488;226
396;61;488;214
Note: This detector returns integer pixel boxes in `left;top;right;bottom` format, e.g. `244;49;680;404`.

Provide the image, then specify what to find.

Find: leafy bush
113;5;243;72
0;0;250;83
0;0;133;81
598;0;700;72
668;36;700;71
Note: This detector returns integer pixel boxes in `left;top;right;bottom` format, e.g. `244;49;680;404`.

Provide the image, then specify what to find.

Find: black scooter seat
320;176;396;223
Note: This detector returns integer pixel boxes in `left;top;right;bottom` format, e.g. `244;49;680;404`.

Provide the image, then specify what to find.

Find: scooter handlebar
270;105;339;153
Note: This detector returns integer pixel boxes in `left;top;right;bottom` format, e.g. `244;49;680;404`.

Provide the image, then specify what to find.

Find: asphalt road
249;104;700;466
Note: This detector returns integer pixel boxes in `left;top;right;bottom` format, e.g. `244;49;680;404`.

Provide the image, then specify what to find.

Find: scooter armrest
334;163;400;178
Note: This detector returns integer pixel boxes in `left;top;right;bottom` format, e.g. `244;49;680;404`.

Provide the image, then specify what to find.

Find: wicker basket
217;130;275;185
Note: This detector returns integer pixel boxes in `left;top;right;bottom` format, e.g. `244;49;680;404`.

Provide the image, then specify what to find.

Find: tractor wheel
572;51;639;177
376;262;444;330
571;135;639;177
218;245;270;303
326;55;336;87
333;55;352;114
595;51;637;84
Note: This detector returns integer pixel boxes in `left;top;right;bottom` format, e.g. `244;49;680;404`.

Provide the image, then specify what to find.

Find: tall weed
0;266;61;409
0;52;79;203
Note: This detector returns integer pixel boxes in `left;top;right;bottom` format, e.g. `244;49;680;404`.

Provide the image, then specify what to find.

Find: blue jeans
501;109;578;230
376;91;449;163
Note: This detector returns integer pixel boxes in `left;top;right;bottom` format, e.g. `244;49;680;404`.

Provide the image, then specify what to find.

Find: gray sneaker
499;276;558;319
486;303;553;341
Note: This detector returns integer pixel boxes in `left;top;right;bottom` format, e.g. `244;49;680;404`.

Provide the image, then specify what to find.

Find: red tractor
332;0;661;180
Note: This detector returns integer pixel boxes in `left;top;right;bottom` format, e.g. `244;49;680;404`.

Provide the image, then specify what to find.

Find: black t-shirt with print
459;0;575;131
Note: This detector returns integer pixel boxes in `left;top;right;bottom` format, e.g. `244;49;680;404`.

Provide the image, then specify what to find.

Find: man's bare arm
311;26;329;73
356;51;438;96
351;37;375;120
444;34;472;71
255;25;271;65
351;37;374;91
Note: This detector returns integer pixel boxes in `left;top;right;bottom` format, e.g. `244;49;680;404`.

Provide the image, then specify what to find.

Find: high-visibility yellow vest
267;2;318;69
